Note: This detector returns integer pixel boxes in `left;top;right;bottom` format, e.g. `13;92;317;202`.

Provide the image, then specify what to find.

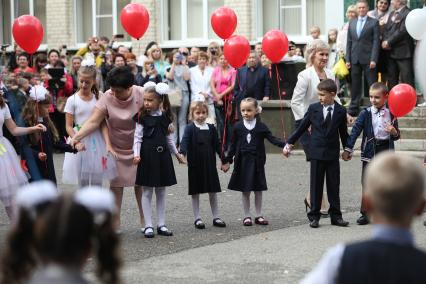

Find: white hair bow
16;181;58;218
74;186;116;225
29;85;48;102
143;81;170;96
81;58;96;67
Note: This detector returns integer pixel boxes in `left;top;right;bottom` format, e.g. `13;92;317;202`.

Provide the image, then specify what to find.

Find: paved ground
0;153;425;283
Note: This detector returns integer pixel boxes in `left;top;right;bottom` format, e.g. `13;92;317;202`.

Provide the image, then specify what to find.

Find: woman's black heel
304;198;311;212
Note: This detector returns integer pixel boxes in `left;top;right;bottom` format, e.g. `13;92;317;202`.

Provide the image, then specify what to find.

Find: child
327;28;338;69
179;101;226;229
342;82;400;225
19;85;75;184
301;153;426;283
0;181;58;284
29;187;121;284
0;95;45;220
133;82;185;238
283;79;349;228
221;98;285;226
62;61;117;187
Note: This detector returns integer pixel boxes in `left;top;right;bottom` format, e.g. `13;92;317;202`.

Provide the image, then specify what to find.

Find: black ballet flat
143;227;154;238
157;225;173;236
194;218;206;229
213;218;226;227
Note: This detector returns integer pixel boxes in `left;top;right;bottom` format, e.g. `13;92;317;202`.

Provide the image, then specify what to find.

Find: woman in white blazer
290;39;342;214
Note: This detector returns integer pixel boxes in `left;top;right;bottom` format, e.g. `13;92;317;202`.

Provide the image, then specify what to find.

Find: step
349;127;426;139
397;117;426;128
405;107;426;117
354;138;426;151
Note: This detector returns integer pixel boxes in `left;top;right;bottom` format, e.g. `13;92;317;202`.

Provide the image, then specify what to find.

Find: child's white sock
155;187;166;227
209;193;219;219
242;192;251;217
142;187;154;228
192;194;201;220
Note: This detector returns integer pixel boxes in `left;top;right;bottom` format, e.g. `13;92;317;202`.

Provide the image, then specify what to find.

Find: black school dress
179;123;222;195
225;120;285;192
134;113;177;187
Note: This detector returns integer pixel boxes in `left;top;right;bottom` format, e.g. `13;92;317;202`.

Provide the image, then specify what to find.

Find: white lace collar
243;118;256;130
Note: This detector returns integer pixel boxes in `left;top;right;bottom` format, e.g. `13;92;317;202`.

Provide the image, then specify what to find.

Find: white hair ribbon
29;85;48;102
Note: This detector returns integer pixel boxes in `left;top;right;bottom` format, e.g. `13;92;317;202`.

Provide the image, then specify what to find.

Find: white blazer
189;66;213;104
290;66;341;121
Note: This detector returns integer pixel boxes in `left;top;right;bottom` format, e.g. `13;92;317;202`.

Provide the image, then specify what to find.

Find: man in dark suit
283;79;349;228
233;51;271;110
382;0;415;90
346;0;380;116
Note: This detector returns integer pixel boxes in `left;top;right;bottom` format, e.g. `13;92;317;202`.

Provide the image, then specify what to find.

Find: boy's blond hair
365;153;425;223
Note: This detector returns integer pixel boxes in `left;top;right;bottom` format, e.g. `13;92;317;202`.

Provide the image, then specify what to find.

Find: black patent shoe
194;218;206;229
310;219;319;228
213;218;226;227
143;227;154;238
157;225;173;236
356;214;369;225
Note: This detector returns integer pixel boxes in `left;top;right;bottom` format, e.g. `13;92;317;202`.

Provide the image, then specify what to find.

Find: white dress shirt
194;121;209;130
323;104;335;120
133;109;178;156
371;106;391;140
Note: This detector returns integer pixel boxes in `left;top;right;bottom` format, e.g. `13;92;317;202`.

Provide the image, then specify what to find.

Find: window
257;0;325;39
161;0;224;43
74;0;131;43
0;0;47;45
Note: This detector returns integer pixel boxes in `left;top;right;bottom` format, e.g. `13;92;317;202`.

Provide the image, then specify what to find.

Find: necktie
324;106;333;129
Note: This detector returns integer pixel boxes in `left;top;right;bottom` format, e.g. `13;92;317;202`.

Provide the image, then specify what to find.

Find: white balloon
406;8;426;40
415;37;426;94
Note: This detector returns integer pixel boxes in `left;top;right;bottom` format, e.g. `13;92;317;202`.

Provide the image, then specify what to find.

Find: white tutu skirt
0;137;28;206
62;130;117;185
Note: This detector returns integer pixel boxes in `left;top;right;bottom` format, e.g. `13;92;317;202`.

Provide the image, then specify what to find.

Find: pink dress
96;86;144;187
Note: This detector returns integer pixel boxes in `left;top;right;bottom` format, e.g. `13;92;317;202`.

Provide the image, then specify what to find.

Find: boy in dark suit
342;82;400;225
283;79;349;228
301;153;426;284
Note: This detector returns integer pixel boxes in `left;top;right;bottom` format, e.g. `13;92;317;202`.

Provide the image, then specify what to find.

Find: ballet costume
179;121;226;229
133;109;178;238
62;93;117;187
0;105;28;210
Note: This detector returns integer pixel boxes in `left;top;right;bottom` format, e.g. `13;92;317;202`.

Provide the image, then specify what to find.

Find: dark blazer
346;16;380;64
383;6;415;59
345;106;400;162
287;102;348;161
233;65;271;100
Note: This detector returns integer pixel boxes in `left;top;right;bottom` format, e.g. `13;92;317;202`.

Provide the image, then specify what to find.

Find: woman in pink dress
210;54;236;153
72;66;144;232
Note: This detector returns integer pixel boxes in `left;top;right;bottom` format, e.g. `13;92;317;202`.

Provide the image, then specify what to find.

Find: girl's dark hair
35;195;121;284
113;53;126;65
47;49;60;57
106;66;134;89
140;88;173;122
0;95;4;108
240;97;261;121
0;202;52;284
78;65;100;100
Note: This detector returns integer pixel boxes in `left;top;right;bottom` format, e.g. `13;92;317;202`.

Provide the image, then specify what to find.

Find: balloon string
221;95;230;160
275;64;286;140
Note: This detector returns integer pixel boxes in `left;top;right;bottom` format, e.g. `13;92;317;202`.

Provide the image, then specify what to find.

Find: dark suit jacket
383;6;415;59
346;16;380;65
233;65;271;101
287;102;348;161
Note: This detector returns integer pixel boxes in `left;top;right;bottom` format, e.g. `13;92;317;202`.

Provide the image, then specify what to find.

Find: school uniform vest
337;240;426;284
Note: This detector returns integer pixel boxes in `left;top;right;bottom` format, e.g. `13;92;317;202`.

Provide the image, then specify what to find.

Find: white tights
142;187;166;228
191;193;219;220
242;191;263;218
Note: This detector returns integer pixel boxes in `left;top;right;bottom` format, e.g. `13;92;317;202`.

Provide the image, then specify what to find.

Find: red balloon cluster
120;3;150;40
223;35;250;69
388;84;417;117
12;15;44;54
211;7;237;40
262;30;289;63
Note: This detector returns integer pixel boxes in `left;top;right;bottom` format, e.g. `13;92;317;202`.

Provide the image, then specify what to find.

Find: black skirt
228;152;267;192
188;129;221;195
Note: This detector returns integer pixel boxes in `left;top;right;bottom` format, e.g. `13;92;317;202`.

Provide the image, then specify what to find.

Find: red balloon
223;35;250;68
388;83;417;117
211;7;237;39
262;30;289;63
12;15;44;54
120;3;149;40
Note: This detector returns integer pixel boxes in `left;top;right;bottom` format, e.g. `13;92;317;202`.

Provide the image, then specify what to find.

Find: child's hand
38;152;47;161
347;114;355;126
168;124;175;134
75;142;86;152
282;144;293;158
221;163;230;172
32;124;47;133
175;153;186;164
385;123;398;136
106;144;118;159
133;156;141;164
341;151;351;161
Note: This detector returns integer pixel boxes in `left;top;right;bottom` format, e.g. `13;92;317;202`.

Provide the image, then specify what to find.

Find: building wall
46;0;74;49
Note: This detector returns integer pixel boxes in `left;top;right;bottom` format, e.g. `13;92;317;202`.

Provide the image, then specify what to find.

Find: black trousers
308;159;342;221
348;63;377;116
360;141;391;214
387;57;415;90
